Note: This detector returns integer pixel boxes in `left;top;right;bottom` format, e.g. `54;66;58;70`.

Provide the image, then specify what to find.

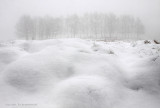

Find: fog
0;0;160;41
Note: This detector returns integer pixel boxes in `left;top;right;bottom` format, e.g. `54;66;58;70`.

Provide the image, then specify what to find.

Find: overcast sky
0;0;160;41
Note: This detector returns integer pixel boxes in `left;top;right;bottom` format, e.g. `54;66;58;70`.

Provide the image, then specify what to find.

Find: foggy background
0;0;160;41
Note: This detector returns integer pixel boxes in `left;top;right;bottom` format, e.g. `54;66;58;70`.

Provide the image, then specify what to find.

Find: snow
0;39;160;108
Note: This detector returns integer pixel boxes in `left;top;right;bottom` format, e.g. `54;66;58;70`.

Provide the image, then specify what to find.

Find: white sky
0;0;160;40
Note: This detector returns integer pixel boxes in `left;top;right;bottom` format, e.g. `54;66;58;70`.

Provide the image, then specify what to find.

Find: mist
0;0;160;41
1;0;160;108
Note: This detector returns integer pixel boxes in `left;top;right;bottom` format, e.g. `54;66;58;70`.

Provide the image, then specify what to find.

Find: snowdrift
0;39;160;108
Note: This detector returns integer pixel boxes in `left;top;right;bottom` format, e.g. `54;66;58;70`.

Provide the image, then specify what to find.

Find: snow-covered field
0;39;160;108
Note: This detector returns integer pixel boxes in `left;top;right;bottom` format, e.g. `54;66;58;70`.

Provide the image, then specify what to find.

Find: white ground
0;39;160;108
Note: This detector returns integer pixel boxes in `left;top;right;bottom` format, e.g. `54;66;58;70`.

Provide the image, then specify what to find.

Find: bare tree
66;15;79;38
135;18;145;39
106;13;117;39
16;15;34;40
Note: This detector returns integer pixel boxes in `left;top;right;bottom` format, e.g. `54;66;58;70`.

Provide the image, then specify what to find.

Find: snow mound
0;47;27;72
53;76;124;108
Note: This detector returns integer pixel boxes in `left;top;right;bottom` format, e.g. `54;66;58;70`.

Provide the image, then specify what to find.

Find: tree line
16;13;145;40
